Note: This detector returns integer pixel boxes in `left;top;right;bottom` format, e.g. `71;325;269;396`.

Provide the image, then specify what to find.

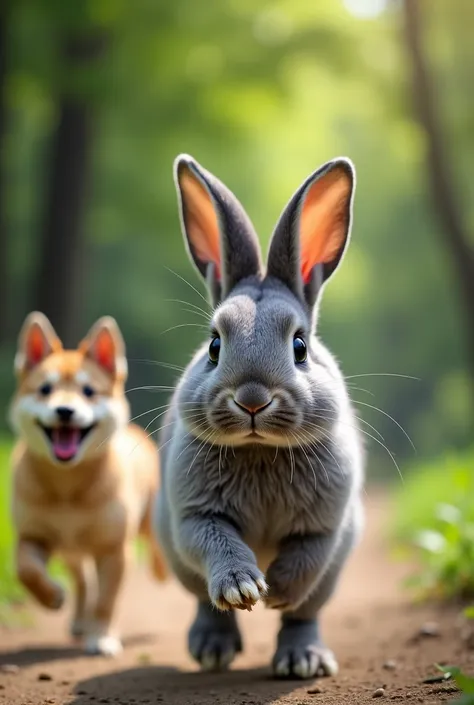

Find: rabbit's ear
174;155;262;304
266;158;355;307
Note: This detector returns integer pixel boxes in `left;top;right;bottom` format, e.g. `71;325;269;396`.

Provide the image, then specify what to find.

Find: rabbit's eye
209;336;221;364
293;336;307;364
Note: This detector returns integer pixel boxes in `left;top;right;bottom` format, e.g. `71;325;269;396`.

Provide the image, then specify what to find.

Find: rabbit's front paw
209;565;267;611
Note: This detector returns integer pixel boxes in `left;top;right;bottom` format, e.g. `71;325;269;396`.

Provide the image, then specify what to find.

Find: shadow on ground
71;665;309;705
0;633;156;667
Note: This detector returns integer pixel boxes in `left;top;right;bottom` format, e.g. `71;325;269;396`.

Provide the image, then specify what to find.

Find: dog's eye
293;336;307;364
83;385;95;398
208;336;221;364
39;383;52;396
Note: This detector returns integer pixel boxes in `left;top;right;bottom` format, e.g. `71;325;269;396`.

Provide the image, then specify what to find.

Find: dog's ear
79;317;127;380
15;312;62;375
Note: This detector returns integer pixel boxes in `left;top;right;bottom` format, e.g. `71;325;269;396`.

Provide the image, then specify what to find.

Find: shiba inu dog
9;312;166;656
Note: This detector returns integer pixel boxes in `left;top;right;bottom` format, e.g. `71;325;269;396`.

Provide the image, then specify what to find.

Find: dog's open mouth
38;424;96;462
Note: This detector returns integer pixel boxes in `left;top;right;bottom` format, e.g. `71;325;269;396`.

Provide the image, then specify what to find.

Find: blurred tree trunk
402;0;474;376
33;33;104;346
0;11;9;343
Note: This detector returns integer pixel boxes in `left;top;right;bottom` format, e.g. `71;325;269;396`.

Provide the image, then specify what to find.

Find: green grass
0;436;33;624
0;437;24;603
392;448;474;601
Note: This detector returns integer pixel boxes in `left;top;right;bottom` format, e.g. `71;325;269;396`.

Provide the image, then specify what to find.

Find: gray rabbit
153;154;364;679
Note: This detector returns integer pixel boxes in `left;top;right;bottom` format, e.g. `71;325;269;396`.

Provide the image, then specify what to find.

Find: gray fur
153;155;364;679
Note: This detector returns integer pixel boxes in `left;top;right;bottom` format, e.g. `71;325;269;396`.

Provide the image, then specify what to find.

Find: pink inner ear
27;326;47;366
300;173;351;284
180;170;221;280
93;331;116;374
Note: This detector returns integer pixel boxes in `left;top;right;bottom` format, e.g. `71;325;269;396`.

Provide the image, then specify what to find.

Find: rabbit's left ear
266;158;355;307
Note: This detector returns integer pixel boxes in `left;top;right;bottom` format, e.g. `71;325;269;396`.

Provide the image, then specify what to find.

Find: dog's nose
55;406;74;423
233;384;273;416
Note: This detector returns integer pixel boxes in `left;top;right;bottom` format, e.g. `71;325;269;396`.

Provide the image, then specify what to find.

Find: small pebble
38;672;53;681
419;622;440;637
373;687;386;698
383;660;397;670
307;685;323;694
0;664;19;674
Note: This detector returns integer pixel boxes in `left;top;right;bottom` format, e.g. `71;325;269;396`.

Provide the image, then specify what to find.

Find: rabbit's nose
233;384;273;415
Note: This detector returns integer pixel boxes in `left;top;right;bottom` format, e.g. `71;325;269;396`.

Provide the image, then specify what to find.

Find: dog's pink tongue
52;428;80;460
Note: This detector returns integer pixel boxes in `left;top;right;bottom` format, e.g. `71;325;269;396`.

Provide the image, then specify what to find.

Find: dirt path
0;492;470;705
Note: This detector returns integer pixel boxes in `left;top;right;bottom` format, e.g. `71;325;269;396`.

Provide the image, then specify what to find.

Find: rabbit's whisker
161;323;209;336
290;431;318;490
186;429;216;477
177;422;212;462
344;372;420;382
309;410;385;443
286;438;296;484
218;444;224;481
126;385;176;394
297;431;331;485
165;266;211;309
129;358;185;373
165;298;213;321
351;399;416;452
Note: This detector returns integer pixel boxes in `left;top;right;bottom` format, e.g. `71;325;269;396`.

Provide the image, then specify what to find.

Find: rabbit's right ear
174;155;262;305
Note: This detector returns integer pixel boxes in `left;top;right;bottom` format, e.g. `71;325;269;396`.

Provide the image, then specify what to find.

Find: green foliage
393;449;474;600
438;665;474;705
0;437;25;612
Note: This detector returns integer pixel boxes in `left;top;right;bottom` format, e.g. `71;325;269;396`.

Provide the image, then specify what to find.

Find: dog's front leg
16;538;64;609
84;544;129;657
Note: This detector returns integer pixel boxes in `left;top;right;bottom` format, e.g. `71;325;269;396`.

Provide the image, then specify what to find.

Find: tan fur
10;313;166;656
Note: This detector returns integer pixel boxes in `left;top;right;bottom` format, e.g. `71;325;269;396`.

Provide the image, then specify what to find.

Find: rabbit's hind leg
189;600;242;672
272;514;359;680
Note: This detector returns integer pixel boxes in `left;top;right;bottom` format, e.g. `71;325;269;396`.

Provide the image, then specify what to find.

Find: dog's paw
273;643;338;680
209;565;267;611
84;634;123;658
69;617;88;640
